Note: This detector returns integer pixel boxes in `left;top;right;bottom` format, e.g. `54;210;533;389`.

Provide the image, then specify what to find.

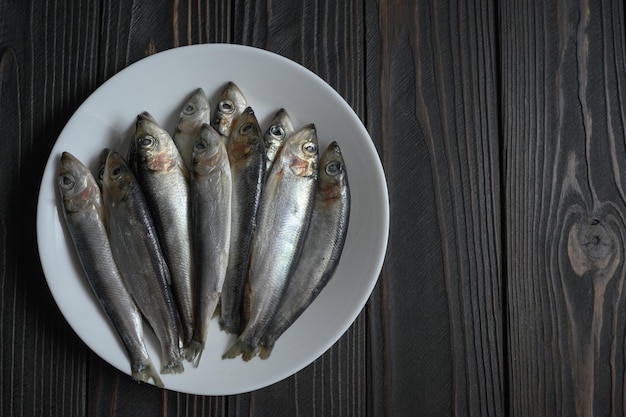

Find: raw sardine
134;112;195;349
263;108;294;175
102;151;183;374
259;141;350;358
58;152;163;386
173;88;211;171
219;107;265;334
186;124;232;366
211;81;248;138
223;124;319;361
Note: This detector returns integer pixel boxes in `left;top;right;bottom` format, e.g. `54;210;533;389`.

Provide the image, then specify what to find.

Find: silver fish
133;112;195;350
58;152;163;386
219;107;265;334
263;108;294;175
223;124;319;361
101;151;183;374
173;88;211;171
211;81;248;137
186;124;232;366
259;141;350;358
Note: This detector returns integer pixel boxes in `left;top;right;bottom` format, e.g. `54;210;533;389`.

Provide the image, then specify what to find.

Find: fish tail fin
222;338;256;361
160;358;184;374
257;343;274;360
131;359;164;388
184;339;205;368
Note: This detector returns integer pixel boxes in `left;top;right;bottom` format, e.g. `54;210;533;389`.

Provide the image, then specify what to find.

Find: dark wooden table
2;0;625;416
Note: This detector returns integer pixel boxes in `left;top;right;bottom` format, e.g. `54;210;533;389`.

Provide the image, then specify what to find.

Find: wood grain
503;0;626;416
375;0;504;416
13;0;626;415
0;2;96;416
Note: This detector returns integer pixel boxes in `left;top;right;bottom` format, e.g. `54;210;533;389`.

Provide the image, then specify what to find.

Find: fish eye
269;124;284;139
59;174;75;189
183;103;196;115
219;100;235;114
111;166;122;177
325;160;342;176
240;123;253;135
302;141;317;155
194;140;207;152
138;136;155;148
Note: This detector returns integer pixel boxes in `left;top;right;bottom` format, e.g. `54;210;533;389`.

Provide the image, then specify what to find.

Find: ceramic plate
36;44;389;395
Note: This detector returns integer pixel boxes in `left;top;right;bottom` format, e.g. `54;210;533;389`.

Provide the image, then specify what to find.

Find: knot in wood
567;218;616;276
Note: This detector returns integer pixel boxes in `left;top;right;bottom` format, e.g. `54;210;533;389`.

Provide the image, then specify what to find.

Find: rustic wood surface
1;0;624;416
503;1;626;416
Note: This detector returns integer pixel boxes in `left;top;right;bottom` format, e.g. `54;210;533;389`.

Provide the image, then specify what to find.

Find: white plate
36;44;389;395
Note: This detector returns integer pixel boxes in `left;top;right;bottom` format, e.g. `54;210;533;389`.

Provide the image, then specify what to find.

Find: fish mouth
59;152;92;188
326;141;341;156
138;111;157;123
272;108;294;133
190;88;208;108
104;152;126;180
135;112;159;137
58;152;93;206
59;152;80;175
223;82;247;106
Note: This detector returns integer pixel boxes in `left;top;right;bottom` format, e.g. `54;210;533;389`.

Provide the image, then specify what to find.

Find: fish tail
131;359;164;388
222;338;256;361
185;296;219;367
218;315;240;335
257;343;274;360
184;339;205;368
160;359;184;374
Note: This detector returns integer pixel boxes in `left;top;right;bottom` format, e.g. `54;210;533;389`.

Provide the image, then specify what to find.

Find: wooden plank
373;0;504;416
0;1;104;416
502;0;626;415
0;2;111;415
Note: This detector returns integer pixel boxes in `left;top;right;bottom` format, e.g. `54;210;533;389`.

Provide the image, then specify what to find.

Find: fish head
264;108;295;164
177;88;210;134
212;81;248;137
135;112;179;172
192;124;225;176
228;107;262;162
318;141;349;202
58;152;101;213
102;151;135;204
279;124;319;178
